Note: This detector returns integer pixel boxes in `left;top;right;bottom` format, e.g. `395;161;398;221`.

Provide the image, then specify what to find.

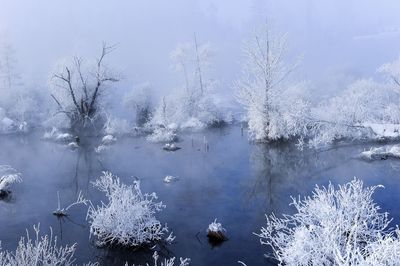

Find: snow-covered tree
235;24;309;142
50;43;119;133
150;35;223;131
256;178;400;265
87;172;172;247
124;83;153;126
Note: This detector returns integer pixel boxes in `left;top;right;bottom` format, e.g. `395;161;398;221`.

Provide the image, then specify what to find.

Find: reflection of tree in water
244;142;358;214
70;138;105;194
56;138;105;240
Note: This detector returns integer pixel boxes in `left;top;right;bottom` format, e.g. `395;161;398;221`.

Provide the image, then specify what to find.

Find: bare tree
50;43;119;132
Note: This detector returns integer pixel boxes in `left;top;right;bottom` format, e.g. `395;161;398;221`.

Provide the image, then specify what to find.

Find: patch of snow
163;143;181;152
95;145;109;154
164;175;178;183
360;145;400;160
180;117;205;131
102;134;117;145
363;123;400;139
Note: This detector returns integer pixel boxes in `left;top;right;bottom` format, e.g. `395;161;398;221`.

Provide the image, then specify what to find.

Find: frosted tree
50;43;119;133
235;24;309;142
0;42;21;92
151;35;221;130
379;56;400;90
124;83;153;126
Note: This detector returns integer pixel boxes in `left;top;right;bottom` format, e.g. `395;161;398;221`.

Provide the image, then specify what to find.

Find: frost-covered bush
147;126;178;143
256;178;400;265
307;56;400;148
235;25;310;142
308;79;393;147
0;224;86;266
87;172;171;247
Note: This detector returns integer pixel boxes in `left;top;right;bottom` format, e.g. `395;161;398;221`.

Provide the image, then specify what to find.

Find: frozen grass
256;178;400;265
87;172;171;247
127;251;190;266
0;224;96;266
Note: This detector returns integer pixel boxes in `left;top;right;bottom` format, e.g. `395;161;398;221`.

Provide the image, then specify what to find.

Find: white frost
256;178;400;265
87;172;170;247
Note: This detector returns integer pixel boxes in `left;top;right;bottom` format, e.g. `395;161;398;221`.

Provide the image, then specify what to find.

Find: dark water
0;126;400;265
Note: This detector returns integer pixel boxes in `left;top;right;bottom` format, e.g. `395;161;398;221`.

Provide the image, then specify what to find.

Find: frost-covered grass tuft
87;172;171;247
126;251;190;266
256;178;400;265
0;165;22;195
0;224;87;266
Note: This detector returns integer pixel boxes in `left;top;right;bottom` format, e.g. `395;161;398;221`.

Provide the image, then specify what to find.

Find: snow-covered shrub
147;126;178;143
87;172;171;247
0;165;22;197
128;251;190;266
0;224;82;266
308;79;391;147
235;25;310;142
256;178;400;265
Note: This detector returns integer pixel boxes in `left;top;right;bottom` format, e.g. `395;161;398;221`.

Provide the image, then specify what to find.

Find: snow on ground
362;123;400;139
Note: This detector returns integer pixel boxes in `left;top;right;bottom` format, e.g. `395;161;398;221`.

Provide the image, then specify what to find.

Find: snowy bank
360;145;400;160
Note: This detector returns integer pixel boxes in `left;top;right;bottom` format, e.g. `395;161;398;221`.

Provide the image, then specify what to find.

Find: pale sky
1;0;400;99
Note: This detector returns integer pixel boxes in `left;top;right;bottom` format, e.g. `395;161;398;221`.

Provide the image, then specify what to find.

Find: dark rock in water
163;143;181;151
0;189;11;200
207;230;227;243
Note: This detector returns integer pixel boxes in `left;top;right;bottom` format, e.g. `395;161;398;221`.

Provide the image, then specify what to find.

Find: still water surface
0;126;399;265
